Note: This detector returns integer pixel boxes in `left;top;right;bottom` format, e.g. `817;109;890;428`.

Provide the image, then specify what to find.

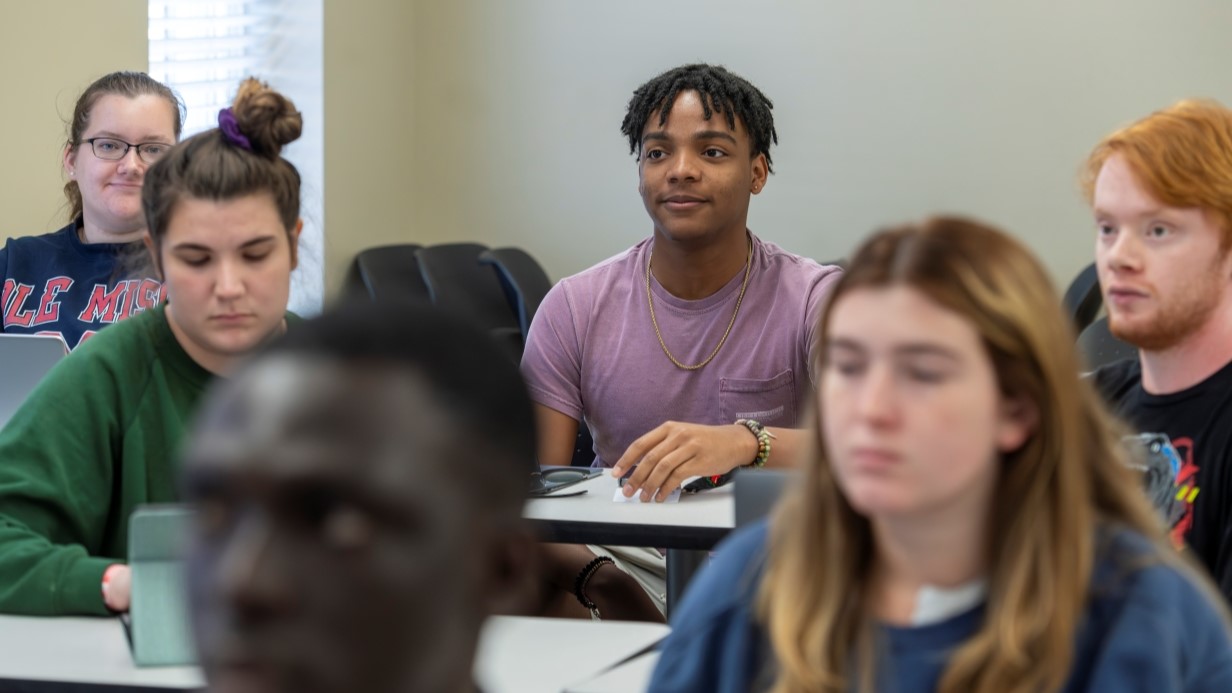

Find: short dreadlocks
620;64;778;173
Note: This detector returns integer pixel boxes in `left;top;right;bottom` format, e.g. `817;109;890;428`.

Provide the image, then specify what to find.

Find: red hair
1082;99;1232;248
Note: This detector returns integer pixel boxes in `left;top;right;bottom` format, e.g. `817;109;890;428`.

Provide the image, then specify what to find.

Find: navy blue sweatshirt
1;222;162;350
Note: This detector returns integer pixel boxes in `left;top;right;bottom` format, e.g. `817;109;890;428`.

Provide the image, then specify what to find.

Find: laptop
0;333;66;429
126;504;197;667
734;469;795;527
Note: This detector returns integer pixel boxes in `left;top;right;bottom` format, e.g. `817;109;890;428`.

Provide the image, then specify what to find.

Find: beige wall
6;4;1230;296
0;2;148;240
323;0;1232;297
321;2;417;295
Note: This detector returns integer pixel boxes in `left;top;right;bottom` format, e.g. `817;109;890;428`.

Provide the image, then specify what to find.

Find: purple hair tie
217;108;253;151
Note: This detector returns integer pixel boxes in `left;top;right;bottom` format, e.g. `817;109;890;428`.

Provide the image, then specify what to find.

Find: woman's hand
102;564;132;612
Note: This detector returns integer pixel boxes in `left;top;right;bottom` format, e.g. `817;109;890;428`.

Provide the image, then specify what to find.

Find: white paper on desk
612;487;681;503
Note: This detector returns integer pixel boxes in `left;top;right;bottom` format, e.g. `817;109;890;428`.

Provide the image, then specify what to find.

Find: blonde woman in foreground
649;217;1232;692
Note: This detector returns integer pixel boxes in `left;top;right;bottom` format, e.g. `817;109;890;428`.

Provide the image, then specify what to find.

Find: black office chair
475;248;595;466
479;247;554;342
1063;262;1103;335
1078;317;1138;371
734;468;795;527
415;243;523;360
343;244;431;302
569;420;596;468
1060;262;1137;371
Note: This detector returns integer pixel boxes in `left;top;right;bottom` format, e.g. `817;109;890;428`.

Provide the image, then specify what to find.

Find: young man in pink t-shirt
521;63;841;619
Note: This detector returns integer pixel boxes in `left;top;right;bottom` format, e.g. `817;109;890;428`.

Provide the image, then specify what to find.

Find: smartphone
682;470;735;494
618;466;734;494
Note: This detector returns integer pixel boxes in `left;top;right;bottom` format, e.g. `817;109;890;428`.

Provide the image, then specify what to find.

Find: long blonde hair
759;217;1173;692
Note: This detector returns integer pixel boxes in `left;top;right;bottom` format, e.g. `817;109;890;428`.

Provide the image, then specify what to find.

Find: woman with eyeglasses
0;78;303;616
649;218;1232;692
0;71;183;350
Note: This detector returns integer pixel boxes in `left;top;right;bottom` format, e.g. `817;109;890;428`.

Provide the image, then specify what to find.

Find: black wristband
573;555;615;619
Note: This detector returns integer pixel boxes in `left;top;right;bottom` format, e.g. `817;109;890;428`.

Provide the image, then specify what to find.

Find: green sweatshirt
0;304;212;615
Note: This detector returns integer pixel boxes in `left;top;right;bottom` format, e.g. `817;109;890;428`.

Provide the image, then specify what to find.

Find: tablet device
127;504;197;667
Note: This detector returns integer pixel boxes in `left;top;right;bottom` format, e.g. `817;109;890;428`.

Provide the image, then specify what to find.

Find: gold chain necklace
646;239;753;371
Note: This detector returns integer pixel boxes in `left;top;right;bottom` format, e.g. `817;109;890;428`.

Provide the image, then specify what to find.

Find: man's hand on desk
611;422;756;503
102;564;131;612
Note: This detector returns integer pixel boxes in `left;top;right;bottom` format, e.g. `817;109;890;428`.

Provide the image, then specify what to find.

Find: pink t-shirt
521;233;842;468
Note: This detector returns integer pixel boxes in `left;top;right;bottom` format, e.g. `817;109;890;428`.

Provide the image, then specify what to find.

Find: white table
525;472;735;614
475;617;667;693
565;651;661;693
525;472;734;548
0;614;668;693
0;615;203;691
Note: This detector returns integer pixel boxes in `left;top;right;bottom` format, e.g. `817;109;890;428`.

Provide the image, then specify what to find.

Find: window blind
148;0;325;314
149;1;280;136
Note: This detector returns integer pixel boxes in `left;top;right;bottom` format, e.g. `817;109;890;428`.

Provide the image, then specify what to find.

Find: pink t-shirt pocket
719;369;796;427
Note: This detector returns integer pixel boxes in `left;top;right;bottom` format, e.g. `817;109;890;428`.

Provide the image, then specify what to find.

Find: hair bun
231;77;302;157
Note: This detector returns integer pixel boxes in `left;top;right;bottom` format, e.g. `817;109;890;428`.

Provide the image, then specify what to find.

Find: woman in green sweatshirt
0;77;305;615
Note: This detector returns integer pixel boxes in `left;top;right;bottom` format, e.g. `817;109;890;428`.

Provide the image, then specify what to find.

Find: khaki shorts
586;544;667;615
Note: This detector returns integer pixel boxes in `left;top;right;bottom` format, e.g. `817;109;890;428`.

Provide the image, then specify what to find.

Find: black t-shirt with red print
1094;356;1232;602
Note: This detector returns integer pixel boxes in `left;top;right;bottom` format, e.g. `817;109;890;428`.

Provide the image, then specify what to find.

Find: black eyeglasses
82;137;173;165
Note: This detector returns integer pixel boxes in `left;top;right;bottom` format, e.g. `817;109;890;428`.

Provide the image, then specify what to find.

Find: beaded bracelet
573;555;615;620
736;419;775;468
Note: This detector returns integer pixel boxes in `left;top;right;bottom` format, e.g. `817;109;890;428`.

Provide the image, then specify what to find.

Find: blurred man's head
1083;99;1232;351
183;301;536;693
